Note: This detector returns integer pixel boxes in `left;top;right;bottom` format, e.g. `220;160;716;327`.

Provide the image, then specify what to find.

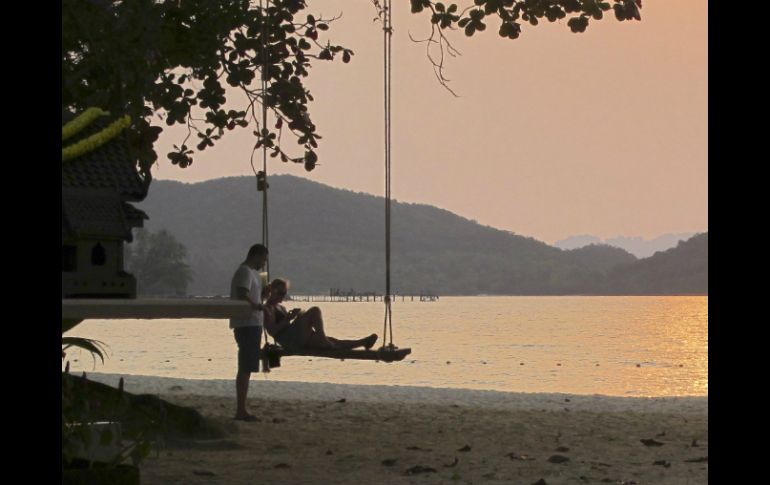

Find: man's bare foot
364;334;378;350
234;413;259;422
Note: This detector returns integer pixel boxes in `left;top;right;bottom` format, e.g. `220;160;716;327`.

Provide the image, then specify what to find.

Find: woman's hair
269;278;290;291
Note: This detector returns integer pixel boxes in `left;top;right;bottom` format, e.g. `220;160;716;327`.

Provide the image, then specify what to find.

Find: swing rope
250;0;271;280
255;1;408;363
260;0;270;278
258;0;273;357
382;0;395;349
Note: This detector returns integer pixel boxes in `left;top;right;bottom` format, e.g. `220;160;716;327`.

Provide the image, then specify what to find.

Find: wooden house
62;112;150;298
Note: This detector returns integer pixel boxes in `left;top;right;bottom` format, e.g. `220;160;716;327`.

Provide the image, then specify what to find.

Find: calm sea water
65;296;707;397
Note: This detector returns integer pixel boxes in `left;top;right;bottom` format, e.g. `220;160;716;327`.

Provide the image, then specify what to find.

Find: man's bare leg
235;371;252;419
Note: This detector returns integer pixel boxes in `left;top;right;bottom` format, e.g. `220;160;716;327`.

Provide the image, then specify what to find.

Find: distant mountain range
136;175;707;296
554;233;698;258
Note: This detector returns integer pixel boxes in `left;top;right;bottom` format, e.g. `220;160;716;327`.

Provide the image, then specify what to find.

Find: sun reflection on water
66;296;707;397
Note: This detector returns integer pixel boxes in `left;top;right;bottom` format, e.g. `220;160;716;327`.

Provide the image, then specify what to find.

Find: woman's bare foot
364;334;378;350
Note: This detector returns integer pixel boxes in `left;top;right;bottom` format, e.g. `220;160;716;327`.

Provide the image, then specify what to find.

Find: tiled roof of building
62;113;149;201
62;189;138;240
122;202;148;223
122;203;148;242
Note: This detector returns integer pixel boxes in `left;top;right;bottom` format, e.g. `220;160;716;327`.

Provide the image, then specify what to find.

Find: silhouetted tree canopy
408;1;641;90
125;229;193;296
62;0;641;174
63;0;353;175
411;0;641;35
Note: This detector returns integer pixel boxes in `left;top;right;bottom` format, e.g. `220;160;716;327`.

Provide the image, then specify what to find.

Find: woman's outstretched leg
294;307;378;350
327;334;378;350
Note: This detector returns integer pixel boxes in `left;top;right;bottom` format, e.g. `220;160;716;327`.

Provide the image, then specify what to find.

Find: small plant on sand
61;319;153;471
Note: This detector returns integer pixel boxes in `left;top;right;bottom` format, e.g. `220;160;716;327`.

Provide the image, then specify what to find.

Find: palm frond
62;337;108;365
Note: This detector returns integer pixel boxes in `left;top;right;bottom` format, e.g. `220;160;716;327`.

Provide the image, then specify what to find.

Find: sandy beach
89;373;708;485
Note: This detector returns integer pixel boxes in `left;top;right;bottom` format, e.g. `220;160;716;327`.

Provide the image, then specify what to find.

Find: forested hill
136;176;706;296
604;233;708;295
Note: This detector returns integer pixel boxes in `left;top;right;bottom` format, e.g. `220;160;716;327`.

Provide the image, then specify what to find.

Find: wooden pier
288;290;439;303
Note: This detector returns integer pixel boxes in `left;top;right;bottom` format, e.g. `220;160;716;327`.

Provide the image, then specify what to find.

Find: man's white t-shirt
229;264;264;329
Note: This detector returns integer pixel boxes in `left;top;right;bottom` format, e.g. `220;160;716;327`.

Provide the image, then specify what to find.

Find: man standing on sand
230;243;268;421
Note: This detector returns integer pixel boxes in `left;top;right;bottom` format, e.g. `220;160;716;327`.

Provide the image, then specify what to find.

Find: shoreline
85;372;707;415
182;294;707;298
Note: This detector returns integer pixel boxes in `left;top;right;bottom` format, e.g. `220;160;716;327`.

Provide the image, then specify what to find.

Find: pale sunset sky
150;0;707;244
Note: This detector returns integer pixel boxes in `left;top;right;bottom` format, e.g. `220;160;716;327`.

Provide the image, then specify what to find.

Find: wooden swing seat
264;345;411;363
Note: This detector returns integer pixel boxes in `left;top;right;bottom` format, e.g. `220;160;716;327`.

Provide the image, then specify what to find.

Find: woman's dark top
274;305;289;333
272;305;303;351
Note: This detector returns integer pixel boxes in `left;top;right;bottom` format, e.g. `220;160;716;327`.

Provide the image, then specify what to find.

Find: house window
91;243;107;266
62;245;77;272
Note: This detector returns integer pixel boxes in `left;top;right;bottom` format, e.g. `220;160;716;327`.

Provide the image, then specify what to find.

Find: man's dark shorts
233;325;262;373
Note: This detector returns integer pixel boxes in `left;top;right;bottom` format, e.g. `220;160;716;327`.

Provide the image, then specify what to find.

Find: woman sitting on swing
263;278;378;352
